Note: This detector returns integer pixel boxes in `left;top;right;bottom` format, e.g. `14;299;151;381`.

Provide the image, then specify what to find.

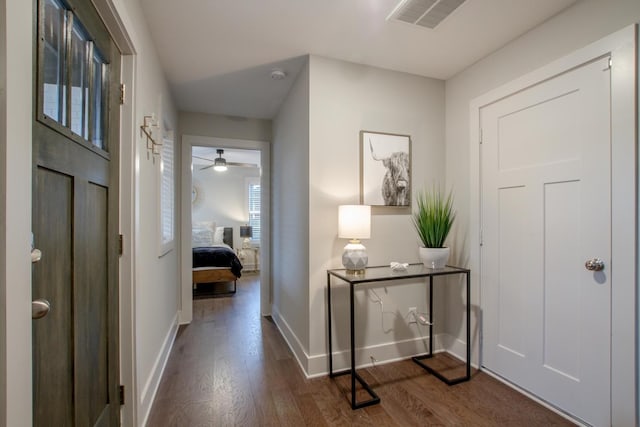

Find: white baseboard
316;335;438;376
270;305;312;374
438;333;480;369
270;308;475;378
139;313;179;426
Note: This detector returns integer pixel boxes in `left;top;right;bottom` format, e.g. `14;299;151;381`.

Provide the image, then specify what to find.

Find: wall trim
2;0;34;423
118;53;138;427
271;305;311;374
273;304;472;378
91;1;140;424
139;313;178;426
91;0;136;54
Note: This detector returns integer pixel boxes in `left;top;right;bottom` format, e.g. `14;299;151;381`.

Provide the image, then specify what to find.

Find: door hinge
479;229;484;246
119;83;126;105
119;385;125;405
479;128;483;144
118;234;124;256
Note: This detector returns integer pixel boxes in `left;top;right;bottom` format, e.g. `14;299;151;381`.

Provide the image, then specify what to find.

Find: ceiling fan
195;149;258;171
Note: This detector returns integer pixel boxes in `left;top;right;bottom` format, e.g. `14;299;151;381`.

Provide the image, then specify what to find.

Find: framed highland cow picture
360;130;411;207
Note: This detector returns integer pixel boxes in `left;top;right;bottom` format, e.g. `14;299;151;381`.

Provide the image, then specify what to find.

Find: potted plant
412;187;456;269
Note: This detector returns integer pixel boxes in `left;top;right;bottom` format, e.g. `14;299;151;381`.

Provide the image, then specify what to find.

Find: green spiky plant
412;187;456;248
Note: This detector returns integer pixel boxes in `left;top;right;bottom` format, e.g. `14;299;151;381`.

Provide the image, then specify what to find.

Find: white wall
192;161;260;247
445;0;640;423
271;59;311;368
0;0;33;424
307;56;445;375
271;55;447;376
179;111;271;142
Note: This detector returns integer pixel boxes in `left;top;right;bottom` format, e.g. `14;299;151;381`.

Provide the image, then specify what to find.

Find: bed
192;224;243;294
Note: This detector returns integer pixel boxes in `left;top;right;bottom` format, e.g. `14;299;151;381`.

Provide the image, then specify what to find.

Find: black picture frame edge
359;129;412;214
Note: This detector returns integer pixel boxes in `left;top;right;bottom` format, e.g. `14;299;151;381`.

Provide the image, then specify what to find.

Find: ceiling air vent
388;0;467;29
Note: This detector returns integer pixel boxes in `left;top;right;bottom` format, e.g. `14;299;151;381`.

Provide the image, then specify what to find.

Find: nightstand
236;247;259;272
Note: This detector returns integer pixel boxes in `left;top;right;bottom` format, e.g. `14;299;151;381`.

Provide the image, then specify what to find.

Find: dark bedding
192;246;243;277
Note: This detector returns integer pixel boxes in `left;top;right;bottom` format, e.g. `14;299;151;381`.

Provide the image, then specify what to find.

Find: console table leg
350;283;356;408
413;272;471;385
327;272;333;376
328;276;380;409
466;271;471;379
429;276;433;356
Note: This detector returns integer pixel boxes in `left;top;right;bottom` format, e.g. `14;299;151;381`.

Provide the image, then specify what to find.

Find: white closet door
481;57;611;426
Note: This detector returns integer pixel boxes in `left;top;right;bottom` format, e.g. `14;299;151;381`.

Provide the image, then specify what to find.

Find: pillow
192;221;216;248
193;221;216;232
213;227;225;245
192;227;214;248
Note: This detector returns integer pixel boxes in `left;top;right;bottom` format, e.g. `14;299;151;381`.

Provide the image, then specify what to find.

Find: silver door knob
585;258;605;271
31;248;42;263
32;299;50;319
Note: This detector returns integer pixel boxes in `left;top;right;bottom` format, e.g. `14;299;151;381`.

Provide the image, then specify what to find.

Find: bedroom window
159;133;175;254
247;178;261;243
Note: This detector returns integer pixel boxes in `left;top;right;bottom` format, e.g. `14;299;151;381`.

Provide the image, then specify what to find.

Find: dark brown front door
32;0;120;425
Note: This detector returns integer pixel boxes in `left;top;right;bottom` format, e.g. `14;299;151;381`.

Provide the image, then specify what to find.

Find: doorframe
469;25;637;426
180;135;271;324
90;0;138;425
2;0;34;424
115;53;138;427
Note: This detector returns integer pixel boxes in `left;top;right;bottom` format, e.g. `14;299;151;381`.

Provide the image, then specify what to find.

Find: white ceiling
139;0;577;119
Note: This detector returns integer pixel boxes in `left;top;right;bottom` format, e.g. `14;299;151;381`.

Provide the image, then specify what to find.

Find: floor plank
146;275;575;426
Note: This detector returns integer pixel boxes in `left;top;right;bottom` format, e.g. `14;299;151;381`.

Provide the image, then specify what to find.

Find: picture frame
360;130;412;207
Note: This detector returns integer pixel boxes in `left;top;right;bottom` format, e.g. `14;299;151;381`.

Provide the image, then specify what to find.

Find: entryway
32;0;121;424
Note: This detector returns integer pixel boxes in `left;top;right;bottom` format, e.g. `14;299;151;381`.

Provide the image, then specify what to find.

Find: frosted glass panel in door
91;52;106;149
70;21;89;139
42;0;67;123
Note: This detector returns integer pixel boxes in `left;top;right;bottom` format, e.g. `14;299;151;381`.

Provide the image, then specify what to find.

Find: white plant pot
419;247;450;269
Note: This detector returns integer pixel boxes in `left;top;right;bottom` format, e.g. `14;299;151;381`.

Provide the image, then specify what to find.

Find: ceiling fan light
213;148;228;171
213;157;227;171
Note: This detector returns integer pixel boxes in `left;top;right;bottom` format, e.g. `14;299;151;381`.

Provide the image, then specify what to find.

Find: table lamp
338;205;371;274
240;225;253;249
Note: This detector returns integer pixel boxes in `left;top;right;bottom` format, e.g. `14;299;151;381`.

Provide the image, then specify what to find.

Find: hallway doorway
191;145;261;297
181;135;271;324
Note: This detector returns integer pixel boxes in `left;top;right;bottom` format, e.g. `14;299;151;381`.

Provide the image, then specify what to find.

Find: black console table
327;263;471;409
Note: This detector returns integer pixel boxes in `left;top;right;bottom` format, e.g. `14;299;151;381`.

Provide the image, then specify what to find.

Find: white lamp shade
338;205;371;239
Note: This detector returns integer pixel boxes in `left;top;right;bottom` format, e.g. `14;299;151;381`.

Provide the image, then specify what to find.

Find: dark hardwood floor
146;275;575;426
